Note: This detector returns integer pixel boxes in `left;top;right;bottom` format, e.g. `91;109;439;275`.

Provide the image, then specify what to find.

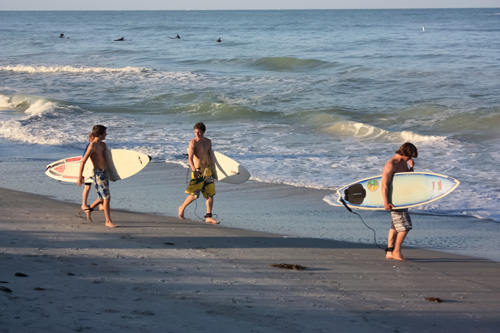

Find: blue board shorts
391;209;412;232
93;169;110;200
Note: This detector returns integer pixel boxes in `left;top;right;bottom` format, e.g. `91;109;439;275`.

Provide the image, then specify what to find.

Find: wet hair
193;122;206;133
395;142;418;158
92;125;107;137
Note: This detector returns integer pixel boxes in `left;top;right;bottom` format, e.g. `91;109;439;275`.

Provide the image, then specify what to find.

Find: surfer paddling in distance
77;125;118;228
382;142;418;261
178;122;220;224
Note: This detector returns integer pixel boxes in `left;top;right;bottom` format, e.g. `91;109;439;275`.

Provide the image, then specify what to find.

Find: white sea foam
322;120;447;143
0;94;65;117
0;65;207;87
0;120;67;145
0;65;151;74
24;99;57;116
0;94;35;110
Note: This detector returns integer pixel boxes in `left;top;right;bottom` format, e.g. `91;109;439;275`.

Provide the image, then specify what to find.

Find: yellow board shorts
185;167;216;199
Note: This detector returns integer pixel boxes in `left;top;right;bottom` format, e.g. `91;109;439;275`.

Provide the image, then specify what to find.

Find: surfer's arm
381;162;395;211
187;141;200;176
77;142;95;187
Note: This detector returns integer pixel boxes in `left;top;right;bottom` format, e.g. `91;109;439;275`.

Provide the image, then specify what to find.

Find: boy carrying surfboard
178;122;220;224
382;142;418;261
77;125;118;228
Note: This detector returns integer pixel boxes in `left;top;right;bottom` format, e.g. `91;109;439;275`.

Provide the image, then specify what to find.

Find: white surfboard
330;172;459;210
186;148;250;184
45;149;151;183
211;150;250;184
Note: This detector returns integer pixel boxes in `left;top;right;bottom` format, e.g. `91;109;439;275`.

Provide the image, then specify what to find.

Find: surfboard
211;150;250;184
45;149;151;183
332;172;459;210
186;148;250;184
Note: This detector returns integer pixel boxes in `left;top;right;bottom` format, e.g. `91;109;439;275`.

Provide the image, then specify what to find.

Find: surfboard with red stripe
45;149;151;183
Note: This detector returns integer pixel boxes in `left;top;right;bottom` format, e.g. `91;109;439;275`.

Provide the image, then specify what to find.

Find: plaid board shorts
390;209;412;232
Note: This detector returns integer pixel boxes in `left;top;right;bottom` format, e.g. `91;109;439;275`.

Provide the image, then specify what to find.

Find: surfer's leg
386;228;397;259
82;206;93;222
178;194;196;219
82;183;91;210
204;195;219;224
388;210;411;260
103;198;117;228
94;169;116;228
86;198;103;222
392;231;408;261
180;171;205;219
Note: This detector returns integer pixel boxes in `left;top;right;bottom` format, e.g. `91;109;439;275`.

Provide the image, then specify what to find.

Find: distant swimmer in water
60;32;65;38
114;36;125;41
216;38;221;43
169;34;181;39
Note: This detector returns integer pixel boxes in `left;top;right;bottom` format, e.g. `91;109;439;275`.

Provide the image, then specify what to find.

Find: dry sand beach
1;188;499;332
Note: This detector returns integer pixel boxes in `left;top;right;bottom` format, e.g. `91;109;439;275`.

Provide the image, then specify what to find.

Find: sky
0;0;499;10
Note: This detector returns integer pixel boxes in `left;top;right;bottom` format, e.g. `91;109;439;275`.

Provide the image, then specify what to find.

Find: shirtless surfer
382;142;418;261
178;122;219;224
77;125;117;228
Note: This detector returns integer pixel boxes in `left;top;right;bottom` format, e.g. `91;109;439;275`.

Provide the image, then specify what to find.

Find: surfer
81;133;95;212
77;125;118;228
178;122;220;224
169;34;181;39
382;142;418;261
114;36;125;41
216;38;221;43
81;133;103;213
59;32;65;38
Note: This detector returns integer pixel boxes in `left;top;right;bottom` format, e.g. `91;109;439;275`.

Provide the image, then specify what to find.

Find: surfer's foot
83;206;93;222
391;253;407;261
178;206;186;220
387;249;407;261
204;214;219;224
205;217;220;224
105;221;118;228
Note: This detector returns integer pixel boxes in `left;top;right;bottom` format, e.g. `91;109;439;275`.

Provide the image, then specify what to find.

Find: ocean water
1;9;500;259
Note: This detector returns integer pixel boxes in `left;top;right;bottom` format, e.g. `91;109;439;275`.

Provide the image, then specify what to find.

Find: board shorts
185;167;215;199
390;209;412;232
93;169;110;200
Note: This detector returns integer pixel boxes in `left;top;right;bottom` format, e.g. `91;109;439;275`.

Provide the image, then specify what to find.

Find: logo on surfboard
367;179;379;192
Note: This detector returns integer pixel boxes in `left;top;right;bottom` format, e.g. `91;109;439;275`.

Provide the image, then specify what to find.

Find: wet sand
1;188;499;332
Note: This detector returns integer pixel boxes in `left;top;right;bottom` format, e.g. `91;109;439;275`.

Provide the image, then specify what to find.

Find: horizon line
1;7;499;12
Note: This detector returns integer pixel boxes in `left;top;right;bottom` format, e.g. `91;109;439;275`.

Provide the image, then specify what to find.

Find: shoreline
0;159;499;263
1;187;500;332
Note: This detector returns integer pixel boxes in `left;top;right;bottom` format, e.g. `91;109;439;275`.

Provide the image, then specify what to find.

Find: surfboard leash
339;198;384;251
